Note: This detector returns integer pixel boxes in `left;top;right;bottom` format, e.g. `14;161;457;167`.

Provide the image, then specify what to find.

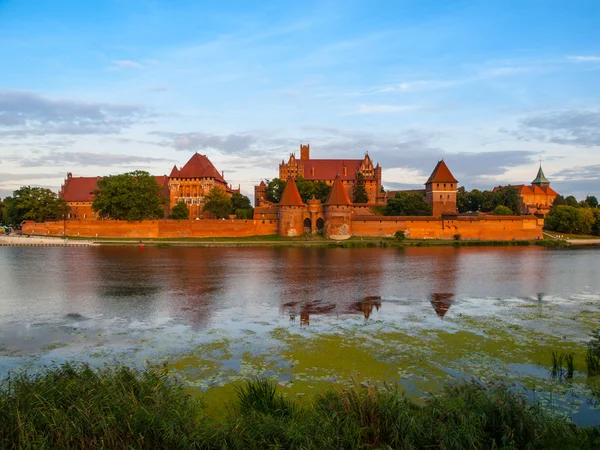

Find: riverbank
1;365;599;449
11;233;576;248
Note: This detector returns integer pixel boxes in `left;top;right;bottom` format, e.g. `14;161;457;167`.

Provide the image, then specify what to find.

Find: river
1;246;599;423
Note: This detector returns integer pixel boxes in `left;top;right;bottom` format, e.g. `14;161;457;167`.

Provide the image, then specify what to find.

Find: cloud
510;109;600;147
552;164;600;181
567;56;600;63
0;172;64;182
352;104;424;115
110;60;144;70
8;151;171;168
0;90;147;137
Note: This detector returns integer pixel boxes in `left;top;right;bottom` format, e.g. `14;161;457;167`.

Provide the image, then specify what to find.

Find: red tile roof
61;175;170;202
279;177;305;206
169;165;180;177
326;174;352;206
176;153;227;183
302;159;363;181
426;160;458;184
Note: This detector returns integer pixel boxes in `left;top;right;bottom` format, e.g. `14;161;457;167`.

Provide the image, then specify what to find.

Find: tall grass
552;351;575;381
1;367;600;449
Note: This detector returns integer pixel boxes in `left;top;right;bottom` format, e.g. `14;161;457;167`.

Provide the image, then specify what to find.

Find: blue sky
1;0;599;199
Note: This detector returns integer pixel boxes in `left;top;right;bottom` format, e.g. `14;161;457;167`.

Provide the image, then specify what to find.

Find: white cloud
567;56;600;63
353;104;424;115
110;60;144;70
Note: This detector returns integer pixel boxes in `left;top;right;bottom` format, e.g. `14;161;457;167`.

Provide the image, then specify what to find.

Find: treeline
457;186;521;215
0;186;68;226
545;200;600;235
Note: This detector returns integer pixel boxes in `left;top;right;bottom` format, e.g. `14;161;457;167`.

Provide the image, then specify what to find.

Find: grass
1;365;600;449
551;351;575;381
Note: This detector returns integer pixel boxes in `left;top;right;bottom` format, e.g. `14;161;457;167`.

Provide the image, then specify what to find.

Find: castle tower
277;177;306;237
324;173;353;239
254;180;267;207
531;164;550;188
300;144;310;161
425;160;458;217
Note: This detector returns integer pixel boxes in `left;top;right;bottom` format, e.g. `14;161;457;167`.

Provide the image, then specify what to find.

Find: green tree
564;195;579;208
169;201;190;220
592;210;600;236
265;178;287;203
92;171;167;221
3;186;68;224
203;187;232;219
545;206;582;234
585;195;598;208
296;177;331;203
231;192;254;218
493;186;521;215
579;207;596;235
552;195;566;207
383;192;432;216
352;171;369;203
457;187;470;213
481;190;496;212
493;205;514;216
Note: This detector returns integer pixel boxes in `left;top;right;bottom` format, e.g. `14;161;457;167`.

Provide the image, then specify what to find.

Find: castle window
447;195;450;199
437;184;440;188
444;184;446;188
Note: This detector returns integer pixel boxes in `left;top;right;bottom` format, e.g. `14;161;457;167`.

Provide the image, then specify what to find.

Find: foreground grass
1;365;599;449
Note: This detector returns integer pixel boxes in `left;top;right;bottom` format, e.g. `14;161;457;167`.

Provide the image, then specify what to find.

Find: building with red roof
425;160;459;217
494;165;559;216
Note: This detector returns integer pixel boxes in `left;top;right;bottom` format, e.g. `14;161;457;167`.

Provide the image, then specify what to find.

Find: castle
59;153;238;220
494;165;558;216
29;144;545;241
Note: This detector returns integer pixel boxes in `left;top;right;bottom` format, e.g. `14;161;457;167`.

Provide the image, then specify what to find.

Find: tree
169;201;190;220
592;210;600;236
552;195;566;207
231;192;254;219
352;171;369;203
492;186;521;215
3;186;68;224
265;178;287;203
92;171;166;221
457;187;470;213
203;187;232;219
564;196;579;208
493;205;514;216
296;177;331;203
545;206;582;234
585;195;599;208
383;192;432;216
579;207;596;235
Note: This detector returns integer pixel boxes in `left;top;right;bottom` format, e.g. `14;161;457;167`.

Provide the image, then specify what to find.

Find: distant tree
203;187;232;219
592;210;600;236
545;206;582;234
384;192;432;216
0;198;6;225
493;205;514;216
295;177;331;203
3;186;68;224
493;186;521;215
457;187;470;213
552;195;566;207
481;190;496;212
564;195;579;208
92;171;167;221
231;192;254;218
579;207;596;235
265;178;287;203
352;171;369;203
585;195;599;208
169;201;190;220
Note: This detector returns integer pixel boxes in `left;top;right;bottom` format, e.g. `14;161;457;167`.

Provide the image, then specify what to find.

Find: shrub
394;230;406;241
453;233;461;241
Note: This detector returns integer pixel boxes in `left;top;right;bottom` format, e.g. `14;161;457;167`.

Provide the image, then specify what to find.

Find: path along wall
350;215;543;240
22;219;278;238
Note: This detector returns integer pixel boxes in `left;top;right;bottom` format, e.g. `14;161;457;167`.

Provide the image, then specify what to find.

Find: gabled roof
60;175;170;203
532;165;550;185
279;177;305;206
326;173;352;206
176;153;227;183
302;159;363;181
426;160;458;184
169;165;180;177
60;176;99;202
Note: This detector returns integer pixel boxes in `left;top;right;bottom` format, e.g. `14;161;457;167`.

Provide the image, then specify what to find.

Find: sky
1;0;599;201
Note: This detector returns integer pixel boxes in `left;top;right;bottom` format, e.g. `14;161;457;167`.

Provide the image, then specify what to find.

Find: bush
453;233;461;241
493;205;514;216
394;230;405;241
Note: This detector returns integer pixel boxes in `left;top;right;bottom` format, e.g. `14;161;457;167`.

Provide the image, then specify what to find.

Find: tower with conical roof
323;173;353;239
277;177;306;236
425;160;458;217
531;164;550;188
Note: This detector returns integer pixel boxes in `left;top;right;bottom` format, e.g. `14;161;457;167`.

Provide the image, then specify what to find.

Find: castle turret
300;144;310;160
254;180;267;207
278;177;306;236
324;173;353;239
532;165;550;188
425;160;458;217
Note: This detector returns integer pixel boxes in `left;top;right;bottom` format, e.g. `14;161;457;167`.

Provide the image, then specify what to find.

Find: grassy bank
1;364;599;449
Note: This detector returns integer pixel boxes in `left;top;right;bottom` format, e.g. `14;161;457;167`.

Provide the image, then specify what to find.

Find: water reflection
282;295;383;325
430;293;455;318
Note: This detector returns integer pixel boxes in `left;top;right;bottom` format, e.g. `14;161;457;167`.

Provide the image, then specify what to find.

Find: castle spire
279;176;305;206
532;164;550;186
326;173;352;206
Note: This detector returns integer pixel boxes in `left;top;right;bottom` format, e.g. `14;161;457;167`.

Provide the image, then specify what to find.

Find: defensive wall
22;219;278;239
22;215;543;241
